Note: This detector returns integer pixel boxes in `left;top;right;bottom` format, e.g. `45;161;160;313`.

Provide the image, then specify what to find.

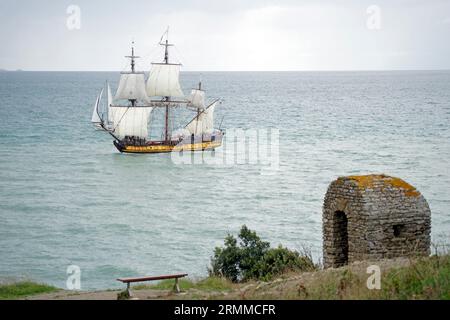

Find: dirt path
25;289;175;300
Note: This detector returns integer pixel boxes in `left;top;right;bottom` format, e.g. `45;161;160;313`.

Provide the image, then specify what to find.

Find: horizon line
1;69;450;73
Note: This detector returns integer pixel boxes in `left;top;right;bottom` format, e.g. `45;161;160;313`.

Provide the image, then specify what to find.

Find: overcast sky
1;0;449;71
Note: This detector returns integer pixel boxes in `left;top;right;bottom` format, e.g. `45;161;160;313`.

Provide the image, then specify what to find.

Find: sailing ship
91;31;223;154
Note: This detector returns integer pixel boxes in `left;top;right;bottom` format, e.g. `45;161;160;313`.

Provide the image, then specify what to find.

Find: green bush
210;225;316;282
259;246;316;281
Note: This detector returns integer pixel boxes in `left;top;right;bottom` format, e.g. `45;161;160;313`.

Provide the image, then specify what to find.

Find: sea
0;71;449;290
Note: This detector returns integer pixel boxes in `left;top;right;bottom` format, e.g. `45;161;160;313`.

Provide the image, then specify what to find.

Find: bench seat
117;273;188;294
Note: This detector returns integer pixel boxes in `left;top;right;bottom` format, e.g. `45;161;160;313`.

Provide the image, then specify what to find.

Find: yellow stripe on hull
121;141;222;154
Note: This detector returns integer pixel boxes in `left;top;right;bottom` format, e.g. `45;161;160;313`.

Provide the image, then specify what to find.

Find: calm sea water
0;71;449;290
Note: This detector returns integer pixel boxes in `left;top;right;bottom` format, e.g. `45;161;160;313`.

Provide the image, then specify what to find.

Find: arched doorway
333;211;348;267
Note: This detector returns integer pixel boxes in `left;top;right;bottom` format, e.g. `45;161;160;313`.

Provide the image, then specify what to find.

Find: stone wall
323;174;431;268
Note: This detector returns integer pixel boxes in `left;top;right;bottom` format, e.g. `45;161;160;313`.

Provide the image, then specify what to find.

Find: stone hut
323;174;431;268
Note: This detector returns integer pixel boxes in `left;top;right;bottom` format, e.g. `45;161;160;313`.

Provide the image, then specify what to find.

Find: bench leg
173;278;180;293
126;282;133;297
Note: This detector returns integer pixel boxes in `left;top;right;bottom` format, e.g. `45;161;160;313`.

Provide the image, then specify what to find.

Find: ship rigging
91;30;223;154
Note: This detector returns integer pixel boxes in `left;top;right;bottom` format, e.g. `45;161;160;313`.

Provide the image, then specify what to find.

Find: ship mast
196;79;202;128
160;32;174;142
146;29;186;142
125;41;139;108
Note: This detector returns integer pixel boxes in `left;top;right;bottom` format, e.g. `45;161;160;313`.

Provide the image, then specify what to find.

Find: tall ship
91;31;223;154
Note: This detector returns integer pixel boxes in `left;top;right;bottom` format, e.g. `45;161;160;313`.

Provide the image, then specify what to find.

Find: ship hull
114;139;222;154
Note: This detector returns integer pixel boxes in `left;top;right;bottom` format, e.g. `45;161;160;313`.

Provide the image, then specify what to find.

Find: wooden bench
117;273;188;295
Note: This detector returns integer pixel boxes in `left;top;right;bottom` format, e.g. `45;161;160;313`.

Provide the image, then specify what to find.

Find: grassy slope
226;255;450;300
0;282;57;300
130;255;449;300
379;255;450;300
2;255;448;300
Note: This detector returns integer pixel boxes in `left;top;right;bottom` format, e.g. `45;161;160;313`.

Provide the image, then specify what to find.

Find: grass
129;255;450;300
0;281;58;300
3;255;448;300
133;276;235;292
380;255;450;299
254;254;450;300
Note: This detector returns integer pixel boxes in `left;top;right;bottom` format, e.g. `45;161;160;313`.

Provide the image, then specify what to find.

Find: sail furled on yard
114;73;150;102
185;101;217;135
111;107;153;139
91;88;104;123
146;63;184;98
188;89;205;109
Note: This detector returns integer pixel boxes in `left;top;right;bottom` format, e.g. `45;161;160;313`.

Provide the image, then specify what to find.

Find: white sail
201;102;216;134
146;63;184;98
107;82;113;123
91;88;104;123
188;89;205;109
185;101;217;135
111;106;153;139
114;73;149;102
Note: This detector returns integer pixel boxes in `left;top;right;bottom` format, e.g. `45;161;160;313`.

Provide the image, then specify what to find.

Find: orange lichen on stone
346;174;386;189
388;177;421;197
344;174;420;197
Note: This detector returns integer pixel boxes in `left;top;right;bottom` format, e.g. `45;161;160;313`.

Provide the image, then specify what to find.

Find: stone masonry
323;174;431;268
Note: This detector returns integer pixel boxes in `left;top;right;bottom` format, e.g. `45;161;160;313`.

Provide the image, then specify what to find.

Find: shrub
210;234;242;282
210;225;316;282
258;246;317;281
